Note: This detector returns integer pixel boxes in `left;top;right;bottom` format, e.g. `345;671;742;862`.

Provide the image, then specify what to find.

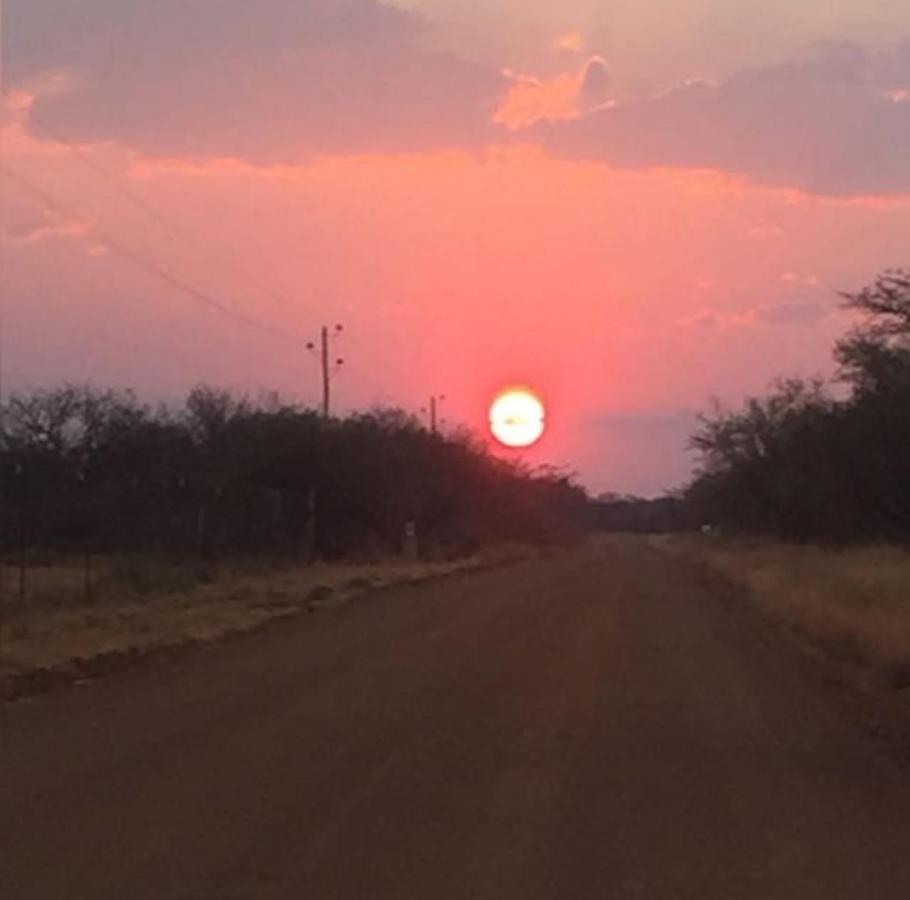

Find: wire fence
2;549;100;612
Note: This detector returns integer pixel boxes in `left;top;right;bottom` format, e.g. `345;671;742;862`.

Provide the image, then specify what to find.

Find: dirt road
4;539;910;899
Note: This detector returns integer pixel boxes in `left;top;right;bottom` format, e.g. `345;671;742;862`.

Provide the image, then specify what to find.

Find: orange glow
556;33;585;54
489;388;546;448
494;71;584;129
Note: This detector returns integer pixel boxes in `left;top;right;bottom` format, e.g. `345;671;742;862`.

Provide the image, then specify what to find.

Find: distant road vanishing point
4;539;910;899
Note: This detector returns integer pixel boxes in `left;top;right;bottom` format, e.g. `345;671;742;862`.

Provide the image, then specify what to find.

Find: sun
489;388;546;448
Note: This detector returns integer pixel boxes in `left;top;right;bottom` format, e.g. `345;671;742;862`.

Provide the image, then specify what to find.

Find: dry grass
1;552;516;684
661;536;910;688
1;560;100;607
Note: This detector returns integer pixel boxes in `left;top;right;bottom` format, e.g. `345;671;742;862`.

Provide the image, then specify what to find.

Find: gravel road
4;539;910;899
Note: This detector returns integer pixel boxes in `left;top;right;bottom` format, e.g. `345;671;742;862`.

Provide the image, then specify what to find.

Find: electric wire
2;165;305;343
2;87;299;310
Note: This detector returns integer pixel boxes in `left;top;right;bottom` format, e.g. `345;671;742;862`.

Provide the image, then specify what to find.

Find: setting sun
489;388;546;448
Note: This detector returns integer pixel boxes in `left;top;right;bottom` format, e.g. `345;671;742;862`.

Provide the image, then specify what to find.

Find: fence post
84;546;94;605
18;507;27;604
403;520;419;561
196;505;207;559
304;488;317;565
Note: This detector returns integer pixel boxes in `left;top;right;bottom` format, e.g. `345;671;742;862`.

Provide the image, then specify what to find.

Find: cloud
5;0;505;161
678;296;831;335
495;57;610;128
578;58;611;109
4;210;90;245
556;33;585;55
540;42;910;195
752;300;827;326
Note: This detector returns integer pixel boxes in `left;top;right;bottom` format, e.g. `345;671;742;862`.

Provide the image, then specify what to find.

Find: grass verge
1;546;535;700
658;535;910;692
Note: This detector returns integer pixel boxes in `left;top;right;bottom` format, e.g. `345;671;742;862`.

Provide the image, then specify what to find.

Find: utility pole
320;326;330;418
307;324;344;418
304;324;343;565
424;394;447;435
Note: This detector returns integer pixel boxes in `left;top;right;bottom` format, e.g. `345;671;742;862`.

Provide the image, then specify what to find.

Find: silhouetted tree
1;384;593;561
687;269;910;543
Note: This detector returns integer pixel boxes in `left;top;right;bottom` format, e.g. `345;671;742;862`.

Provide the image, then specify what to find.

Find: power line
2;165;305;343
2;88;298;310
2;87;347;407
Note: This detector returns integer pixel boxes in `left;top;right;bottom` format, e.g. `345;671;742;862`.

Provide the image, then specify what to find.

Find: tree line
1;386;592;562
591;493;688;534
687;269;910;544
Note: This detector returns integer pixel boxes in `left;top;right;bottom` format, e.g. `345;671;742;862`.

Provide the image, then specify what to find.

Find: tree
687;269;910;544
1;385;594;559
836;269;910;398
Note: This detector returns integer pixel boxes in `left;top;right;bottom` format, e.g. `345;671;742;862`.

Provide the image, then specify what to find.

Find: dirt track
4;538;910;898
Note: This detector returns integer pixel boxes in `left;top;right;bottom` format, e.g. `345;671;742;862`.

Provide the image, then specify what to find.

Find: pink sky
3;1;910;494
